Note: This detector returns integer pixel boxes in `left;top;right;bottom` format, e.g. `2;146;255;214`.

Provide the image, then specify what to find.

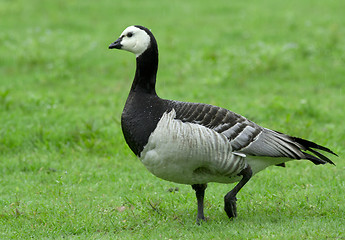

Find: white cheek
119;28;151;56
129;37;150;56
121;38;137;52
134;41;147;55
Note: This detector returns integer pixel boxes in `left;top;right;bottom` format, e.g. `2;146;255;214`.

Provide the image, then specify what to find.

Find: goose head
109;25;153;57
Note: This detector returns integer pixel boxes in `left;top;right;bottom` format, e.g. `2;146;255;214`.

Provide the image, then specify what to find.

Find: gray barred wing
170;101;262;152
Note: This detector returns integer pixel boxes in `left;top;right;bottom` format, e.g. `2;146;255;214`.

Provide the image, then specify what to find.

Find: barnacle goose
109;25;337;223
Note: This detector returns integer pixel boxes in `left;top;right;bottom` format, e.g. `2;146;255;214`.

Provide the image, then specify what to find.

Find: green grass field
1;0;344;239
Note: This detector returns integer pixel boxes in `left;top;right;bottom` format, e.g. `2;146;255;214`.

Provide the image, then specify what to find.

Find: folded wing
170;101;336;165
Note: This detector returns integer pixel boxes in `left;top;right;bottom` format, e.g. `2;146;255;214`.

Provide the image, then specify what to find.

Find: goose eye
127;32;133;38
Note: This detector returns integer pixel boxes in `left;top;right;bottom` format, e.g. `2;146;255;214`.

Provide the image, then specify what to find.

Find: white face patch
118;26;151;57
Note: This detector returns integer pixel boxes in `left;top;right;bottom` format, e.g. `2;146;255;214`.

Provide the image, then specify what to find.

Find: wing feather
169;100;336;165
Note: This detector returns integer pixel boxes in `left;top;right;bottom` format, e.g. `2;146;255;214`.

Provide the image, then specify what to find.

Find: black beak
109;37;123;49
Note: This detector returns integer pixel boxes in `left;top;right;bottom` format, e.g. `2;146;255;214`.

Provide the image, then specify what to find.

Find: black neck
131;43;158;95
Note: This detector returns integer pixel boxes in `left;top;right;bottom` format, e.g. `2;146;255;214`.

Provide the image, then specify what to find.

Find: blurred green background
1;0;344;239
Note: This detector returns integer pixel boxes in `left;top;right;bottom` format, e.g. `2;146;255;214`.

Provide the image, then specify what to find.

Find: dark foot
192;184;207;225
196;209;206;224
223;165;252;219
224;194;237;219
196;216;206;225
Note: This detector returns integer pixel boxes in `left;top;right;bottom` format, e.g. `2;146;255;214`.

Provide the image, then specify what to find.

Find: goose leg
224;165;252;219
191;183;207;224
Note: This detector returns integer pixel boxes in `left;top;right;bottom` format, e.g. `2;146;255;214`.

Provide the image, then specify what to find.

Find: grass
1;0;344;238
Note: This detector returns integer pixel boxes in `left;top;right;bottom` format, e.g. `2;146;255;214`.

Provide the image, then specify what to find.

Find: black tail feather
292;137;338;156
308;148;335;165
303;153;328;165
292;137;337;165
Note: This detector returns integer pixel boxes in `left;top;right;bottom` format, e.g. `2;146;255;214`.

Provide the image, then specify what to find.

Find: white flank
140;109;248;185
118;26;151;57
245;156;291;174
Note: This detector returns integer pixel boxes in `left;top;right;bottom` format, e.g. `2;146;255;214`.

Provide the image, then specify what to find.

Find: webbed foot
224;194;237;219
